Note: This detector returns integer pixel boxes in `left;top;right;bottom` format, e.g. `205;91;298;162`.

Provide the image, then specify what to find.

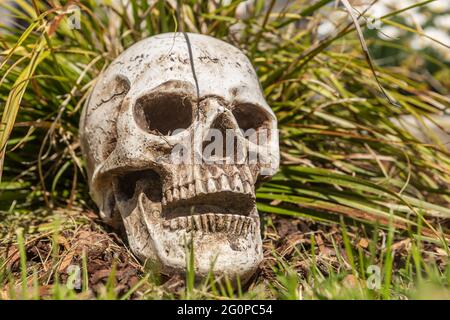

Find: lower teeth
162;214;254;235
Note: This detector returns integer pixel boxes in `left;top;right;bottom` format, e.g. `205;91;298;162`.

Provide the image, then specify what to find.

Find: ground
1;207;448;299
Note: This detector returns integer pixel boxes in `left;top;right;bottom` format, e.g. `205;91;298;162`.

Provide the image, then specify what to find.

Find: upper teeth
162;213;255;235
162;174;253;206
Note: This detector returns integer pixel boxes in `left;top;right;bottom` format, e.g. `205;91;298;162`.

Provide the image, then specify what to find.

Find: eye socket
134;92;193;135
232;103;271;134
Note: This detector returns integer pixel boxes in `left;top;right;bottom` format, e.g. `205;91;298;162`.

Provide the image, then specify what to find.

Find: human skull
80;33;279;282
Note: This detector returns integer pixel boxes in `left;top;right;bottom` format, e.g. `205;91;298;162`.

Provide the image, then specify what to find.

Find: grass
0;0;449;299
1;212;448;299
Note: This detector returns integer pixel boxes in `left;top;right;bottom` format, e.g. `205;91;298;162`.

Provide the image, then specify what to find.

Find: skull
80;33;279;282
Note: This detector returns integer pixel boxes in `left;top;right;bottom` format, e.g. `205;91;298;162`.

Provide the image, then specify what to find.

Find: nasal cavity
202;113;242;162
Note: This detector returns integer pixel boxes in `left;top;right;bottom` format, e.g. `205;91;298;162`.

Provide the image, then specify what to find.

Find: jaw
114;171;263;283
140;194;263;282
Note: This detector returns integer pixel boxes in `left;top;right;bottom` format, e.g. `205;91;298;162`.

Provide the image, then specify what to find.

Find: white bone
80;33;279;282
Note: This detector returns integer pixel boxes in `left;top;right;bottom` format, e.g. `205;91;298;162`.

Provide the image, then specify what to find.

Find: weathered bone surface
80;32;279;282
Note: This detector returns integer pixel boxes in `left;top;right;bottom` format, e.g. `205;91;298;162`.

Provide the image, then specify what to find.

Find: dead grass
1;209;448;300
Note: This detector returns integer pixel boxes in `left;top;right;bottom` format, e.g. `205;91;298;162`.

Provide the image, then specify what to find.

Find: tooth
204;167;213;180
243;166;254;184
186;216;193;232
188;183;195;197
235;216;244;235
209;214;216;232
186;167;194;184
231;166;240;176
243;181;252;194
213;167;225;180
241;217;250;235
220;175;231;191
224;215;232;232
207;178;217;193
170;219;179;231
233;175;243;192
195;179;206;195
201;215;209;232
180;186;187;200
180;171;188;187
242;218;252;236
247;218;253;234
193;215;202;231
166;190;173;203
250;218;257;233
163;220;170;229
194;165;202;180
172;187;180;201
215;214;225;232
161;196;167;206
230;215;238;233
179;217;187;229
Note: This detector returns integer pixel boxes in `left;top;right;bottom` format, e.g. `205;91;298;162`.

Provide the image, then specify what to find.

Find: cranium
80;33;279;282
